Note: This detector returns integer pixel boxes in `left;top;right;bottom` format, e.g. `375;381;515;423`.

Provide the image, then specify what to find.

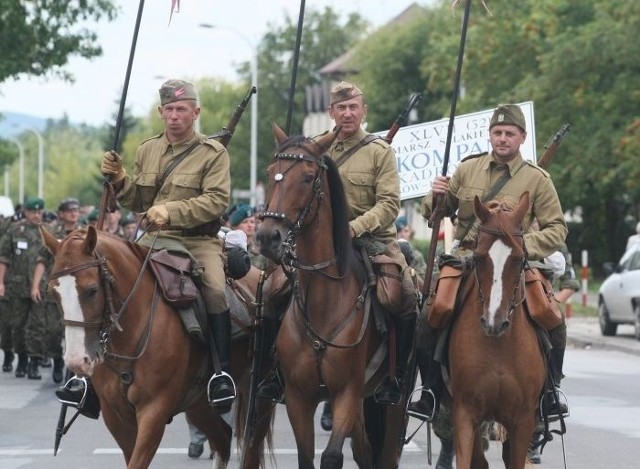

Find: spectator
626;222;640;251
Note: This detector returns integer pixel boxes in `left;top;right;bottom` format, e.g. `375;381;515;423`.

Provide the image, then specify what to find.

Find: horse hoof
188;442;204;459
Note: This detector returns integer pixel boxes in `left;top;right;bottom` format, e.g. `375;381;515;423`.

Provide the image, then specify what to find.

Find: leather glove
101;150;126;182
147;205;170;226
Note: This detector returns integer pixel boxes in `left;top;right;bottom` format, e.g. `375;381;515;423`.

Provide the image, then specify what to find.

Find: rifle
537;123;571;169
210;85;257;148
384;93;423;143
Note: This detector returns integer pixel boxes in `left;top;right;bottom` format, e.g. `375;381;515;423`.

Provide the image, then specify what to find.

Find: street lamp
8;138;25;203
199;23;258;207
24;128;45;199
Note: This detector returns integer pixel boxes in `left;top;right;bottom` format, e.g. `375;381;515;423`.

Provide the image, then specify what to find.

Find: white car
598;242;640;340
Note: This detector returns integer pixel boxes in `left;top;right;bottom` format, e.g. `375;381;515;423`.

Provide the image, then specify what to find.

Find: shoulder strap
155;140;201;191
334;134;380;168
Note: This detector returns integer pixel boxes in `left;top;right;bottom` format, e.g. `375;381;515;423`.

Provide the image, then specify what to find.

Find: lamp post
8;138;25;203
199;23;258;206
25;128;45;199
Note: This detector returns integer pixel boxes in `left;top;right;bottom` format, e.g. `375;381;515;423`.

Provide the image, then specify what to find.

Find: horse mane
483;199;521;248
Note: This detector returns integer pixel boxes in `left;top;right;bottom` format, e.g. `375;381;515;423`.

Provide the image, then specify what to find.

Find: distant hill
0;112;48;137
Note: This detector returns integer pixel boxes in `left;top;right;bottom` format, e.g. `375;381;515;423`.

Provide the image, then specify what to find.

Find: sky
0;0;423;127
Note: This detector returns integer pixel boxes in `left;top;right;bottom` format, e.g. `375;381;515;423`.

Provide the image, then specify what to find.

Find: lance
421;0;473;305
284;0;306;134
96;0;146;230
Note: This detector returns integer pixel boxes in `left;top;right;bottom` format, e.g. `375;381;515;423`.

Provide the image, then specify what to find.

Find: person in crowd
228;203;268;270
120;212;139;240
413;103;569;425
104;203;125;237
0;197;49;380
395;215;427;279
54;197;83;237
626;221;640;251
0;213;14;372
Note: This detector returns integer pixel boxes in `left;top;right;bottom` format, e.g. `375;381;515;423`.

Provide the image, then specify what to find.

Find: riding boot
545;347;568;417
435;437;454;469
2;350;13;372
320;401;333;431
256;316;284;402
14;353;28;378
527;440;542;464
55;375;101;419
206;310;236;413
27;356;41;380
407;346;439;421
52;356;64;384
375;314;416;405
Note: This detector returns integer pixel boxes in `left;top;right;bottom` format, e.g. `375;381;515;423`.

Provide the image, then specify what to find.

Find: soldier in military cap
54;197;82;237
257;81;417;409
413;103;569;422
228;203;268;270
96;78;235;412
0;197;49;379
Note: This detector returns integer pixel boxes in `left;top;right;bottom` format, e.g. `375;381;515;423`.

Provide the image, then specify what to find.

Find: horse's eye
83;285;99;300
303;173;314;184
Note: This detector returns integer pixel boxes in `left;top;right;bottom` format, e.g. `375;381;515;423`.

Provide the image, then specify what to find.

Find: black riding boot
52;356;64;384
375;314;416;405
256;316;284;402
2;350;13;372
55;375;101;419
545;347;568;417
320;401;333;431
436;437;454;469
27;356;41;380
407;346;439;421
207;310;236;413
14;353;28;378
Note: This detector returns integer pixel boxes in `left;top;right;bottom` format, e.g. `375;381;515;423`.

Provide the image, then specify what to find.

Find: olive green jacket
326;127;400;243
0;220;45;297
421;151;567;260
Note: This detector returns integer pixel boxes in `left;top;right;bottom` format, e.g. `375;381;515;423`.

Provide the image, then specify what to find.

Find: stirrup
207;371;237;408
540;387;569;421
256;371;285;404
406;387;436;422
373;376;402;405
55;375;88;408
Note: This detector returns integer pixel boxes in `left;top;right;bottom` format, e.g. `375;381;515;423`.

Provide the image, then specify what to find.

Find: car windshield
619;244;640;271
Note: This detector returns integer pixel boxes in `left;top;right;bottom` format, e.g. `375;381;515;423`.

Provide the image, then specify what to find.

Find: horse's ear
314;126;340;153
272;123;288;145
84;225;98;255
40;225;60;255
474;195;490;223
514;191;530;223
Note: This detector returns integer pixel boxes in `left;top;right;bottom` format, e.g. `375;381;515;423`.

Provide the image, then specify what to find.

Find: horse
40;226;275;469
447;192;546;468
256;124;409;469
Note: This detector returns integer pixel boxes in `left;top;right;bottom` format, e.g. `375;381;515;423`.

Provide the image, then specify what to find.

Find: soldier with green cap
411;103;569;425
228;203;268;270
95;78;235;412
257;81;418;410
0;197;49;379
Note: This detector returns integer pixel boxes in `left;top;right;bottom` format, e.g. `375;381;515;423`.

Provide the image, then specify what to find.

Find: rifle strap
334;134;380;168
457;159;528;243
155;140;201;192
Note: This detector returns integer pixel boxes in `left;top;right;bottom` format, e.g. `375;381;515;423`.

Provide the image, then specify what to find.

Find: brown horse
41;226;274;469
256;124;408;469
447;192;546;468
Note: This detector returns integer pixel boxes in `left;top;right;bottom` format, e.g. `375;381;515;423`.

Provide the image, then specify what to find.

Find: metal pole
285;0;306;134
250;49;258;207
9;138;24;203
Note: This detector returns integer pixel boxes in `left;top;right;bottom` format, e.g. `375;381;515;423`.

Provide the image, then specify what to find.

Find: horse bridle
260;144;337;272
474;225;527;317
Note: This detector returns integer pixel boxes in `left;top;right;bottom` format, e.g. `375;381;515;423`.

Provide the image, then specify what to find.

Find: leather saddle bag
372;254;405;313
426;265;463;329
148;249;199;309
524;268;563;330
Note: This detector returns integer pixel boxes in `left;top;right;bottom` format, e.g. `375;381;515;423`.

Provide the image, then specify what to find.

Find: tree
0;0;118;84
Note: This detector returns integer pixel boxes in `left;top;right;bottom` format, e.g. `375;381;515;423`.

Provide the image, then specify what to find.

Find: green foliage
0;0;119;83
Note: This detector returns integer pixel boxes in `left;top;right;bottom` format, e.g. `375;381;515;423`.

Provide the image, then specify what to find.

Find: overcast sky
0;0;423;126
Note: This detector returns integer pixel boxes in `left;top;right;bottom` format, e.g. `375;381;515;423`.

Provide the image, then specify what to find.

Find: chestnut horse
256;125;408;469
447;192;546;468
41;226;274;469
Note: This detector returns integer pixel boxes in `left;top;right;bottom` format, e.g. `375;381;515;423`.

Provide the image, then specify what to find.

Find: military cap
24;197;45;211
229;204;254;227
58;197;80;212
87;208;100;222
330;81;363;105
490;104;526;132
159;79;198;106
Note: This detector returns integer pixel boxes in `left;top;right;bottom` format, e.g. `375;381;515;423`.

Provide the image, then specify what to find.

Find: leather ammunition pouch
524;268;563;330
426;264;463;329
149;249;200;308
372;254;414;314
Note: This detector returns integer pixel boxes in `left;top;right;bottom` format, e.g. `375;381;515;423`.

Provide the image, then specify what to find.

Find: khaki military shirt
118;131;230;233
326;127;400;243
421;151;567;260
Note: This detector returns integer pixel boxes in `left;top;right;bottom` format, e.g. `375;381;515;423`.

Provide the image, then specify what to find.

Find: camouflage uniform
0;216;13;368
0;217;47;373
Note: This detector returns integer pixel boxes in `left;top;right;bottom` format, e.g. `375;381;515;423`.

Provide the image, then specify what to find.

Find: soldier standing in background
1;213;14;372
0;197;48;379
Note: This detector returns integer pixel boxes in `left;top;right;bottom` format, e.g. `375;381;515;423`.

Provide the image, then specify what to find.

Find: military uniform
0;216;14;371
117;131;230;315
0;199;48;378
